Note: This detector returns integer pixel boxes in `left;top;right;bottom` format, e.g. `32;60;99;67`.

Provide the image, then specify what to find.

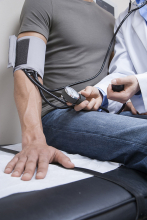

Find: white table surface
0;143;120;199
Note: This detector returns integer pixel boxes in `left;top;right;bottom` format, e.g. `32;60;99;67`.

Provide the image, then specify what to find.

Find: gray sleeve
18;0;52;40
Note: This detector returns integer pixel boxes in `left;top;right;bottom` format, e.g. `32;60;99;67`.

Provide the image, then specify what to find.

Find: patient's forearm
14;70;46;147
5;32;74;181
5;69;74;181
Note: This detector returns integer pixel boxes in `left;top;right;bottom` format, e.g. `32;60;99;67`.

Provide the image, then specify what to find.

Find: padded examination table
0;144;147;220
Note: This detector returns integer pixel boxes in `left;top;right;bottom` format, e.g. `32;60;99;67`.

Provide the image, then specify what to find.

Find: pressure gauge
62;86;86;105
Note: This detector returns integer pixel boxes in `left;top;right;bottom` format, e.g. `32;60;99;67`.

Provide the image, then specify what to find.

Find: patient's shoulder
19;0;53;41
21;0;52;13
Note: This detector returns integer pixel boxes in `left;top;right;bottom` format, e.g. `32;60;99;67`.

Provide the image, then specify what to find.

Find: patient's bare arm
4;32;74;181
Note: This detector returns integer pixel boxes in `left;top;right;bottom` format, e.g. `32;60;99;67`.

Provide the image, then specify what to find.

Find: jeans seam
46;126;147;149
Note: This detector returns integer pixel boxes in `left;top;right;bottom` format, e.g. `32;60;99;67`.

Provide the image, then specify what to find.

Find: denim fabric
42;109;147;173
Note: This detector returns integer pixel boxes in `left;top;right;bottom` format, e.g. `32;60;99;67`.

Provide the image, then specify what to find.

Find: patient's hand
73;86;102;111
4;139;74;181
107;75;140;103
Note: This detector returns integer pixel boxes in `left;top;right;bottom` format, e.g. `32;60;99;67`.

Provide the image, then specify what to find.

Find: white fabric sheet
0;144;120;199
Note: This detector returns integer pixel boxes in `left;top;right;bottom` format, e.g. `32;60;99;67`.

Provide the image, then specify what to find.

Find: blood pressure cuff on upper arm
7;35;46;79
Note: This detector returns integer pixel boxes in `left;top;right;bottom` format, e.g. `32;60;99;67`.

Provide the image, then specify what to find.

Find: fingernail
69;163;75;168
85;101;89;105
111;79;117;84
13;171;19;175
23;173;30;178
36;172;43;178
5;168;11;172
11;171;19;177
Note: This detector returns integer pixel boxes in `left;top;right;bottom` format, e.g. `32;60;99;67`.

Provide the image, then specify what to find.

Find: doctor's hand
4;140;74;181
123;101;138;115
74;86;102;111
107;75;140;103
124;101;147;115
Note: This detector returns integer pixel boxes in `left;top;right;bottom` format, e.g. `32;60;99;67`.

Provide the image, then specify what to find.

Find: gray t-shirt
19;0;115;117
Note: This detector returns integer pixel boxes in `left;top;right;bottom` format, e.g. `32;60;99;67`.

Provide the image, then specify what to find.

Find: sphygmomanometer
8;0;147;114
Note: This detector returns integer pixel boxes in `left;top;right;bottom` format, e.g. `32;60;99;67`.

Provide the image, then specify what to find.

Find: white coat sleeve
135;74;147;111
94;13;137;114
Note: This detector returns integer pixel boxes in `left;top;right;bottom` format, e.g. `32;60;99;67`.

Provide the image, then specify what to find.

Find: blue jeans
42;109;147;174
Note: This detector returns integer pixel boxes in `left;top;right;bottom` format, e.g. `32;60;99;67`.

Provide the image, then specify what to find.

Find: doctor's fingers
84;98;98;111
81;86;99;98
80;86;93;97
126;102;138;115
91;98;102;111
74;98;96;111
111;76;140;94
74;100;89;111
107;84;130;103
140;112;147;115
111;76;133;86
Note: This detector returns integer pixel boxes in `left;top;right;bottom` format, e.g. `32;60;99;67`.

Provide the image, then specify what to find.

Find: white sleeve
94;12;137;114
135;74;147;111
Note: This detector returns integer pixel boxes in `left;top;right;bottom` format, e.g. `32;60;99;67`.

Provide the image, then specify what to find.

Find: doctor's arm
107;73;147;113
4;33;74;181
97;10;147;113
74;13;137;113
93;14;140;113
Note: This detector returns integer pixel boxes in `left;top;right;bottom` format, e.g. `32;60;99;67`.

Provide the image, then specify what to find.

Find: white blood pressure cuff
8;35;46;79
